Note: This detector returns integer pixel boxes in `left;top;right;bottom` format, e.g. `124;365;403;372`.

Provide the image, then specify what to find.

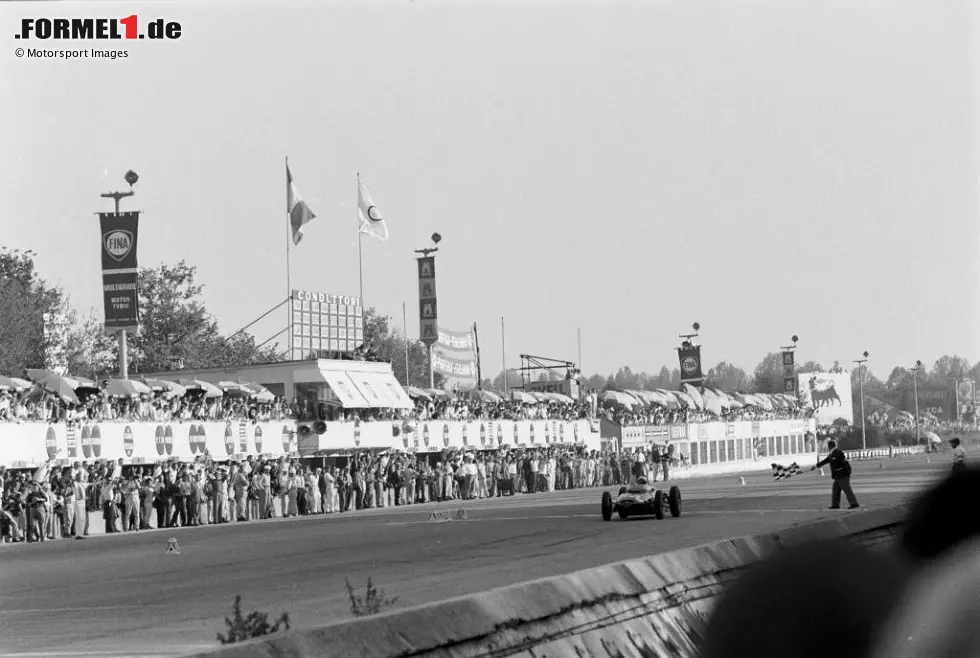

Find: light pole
911;360;923;447
853;351;870;449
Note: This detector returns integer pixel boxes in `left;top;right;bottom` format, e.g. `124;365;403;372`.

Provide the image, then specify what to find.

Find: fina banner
433;328;478;388
99;211;140;332
678;345;704;385
418;256;438;346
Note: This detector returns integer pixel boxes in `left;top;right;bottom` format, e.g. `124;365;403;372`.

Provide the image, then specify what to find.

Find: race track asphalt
0;456;949;658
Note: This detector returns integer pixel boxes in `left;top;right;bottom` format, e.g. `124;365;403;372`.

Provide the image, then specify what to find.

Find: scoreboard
290;289;364;360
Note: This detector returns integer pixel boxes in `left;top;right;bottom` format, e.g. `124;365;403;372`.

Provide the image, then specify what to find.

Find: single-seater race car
601;477;682;521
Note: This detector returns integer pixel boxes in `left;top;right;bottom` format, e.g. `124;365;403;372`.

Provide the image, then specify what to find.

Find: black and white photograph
1;1;979;657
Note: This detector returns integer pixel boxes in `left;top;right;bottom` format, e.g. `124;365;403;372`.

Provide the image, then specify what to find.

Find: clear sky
2;0;978;380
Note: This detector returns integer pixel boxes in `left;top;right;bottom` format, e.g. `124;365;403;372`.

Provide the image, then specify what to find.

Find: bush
345;577;399;617
217;595;291;645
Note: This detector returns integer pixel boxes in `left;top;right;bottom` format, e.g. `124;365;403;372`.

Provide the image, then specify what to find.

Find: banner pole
357;173;365;301
114;194;129;379
428;343;434;389
286;157;292;359
403;301;410;386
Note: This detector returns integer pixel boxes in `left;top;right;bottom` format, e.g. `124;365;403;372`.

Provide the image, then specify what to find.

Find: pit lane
0;457;945;658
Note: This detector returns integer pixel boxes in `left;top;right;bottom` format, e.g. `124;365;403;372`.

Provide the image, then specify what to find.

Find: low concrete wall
188;506;906;658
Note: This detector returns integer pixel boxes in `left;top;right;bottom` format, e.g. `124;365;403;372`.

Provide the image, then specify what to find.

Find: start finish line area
0;457;943;658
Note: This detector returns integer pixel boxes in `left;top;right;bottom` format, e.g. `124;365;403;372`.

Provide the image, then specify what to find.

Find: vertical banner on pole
678;345;704;385
782;350;796;395
418;257;438;346
99;211;140;332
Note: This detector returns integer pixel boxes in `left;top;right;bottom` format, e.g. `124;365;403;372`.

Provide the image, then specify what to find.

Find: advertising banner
797;371;854;425
99;211;140;332
433;327;478;388
290;289;363;360
678;345;704;385
956;380;975;420
910;385;958;422
418;257;438;345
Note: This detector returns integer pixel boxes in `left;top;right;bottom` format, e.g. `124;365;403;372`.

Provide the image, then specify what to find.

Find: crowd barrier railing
0;419;604;468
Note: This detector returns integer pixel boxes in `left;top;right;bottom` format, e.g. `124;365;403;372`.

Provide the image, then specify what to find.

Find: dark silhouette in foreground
702;465;980;658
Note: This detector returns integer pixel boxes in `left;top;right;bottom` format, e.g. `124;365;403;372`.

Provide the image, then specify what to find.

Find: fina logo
104;230;133;262
681;356;698;373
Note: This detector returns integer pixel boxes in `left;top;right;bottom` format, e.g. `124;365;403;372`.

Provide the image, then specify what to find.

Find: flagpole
286;157;292;359
357;172;364;301
403;301;410;386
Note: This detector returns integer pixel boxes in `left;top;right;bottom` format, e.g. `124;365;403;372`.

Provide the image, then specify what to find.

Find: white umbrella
177;379;224;398
510;390;537;404
600;390;637;407
682;384;704;409
405;386;431;400
700;389;724;416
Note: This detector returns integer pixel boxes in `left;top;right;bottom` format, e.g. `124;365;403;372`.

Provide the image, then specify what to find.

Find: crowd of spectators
599;398;813;427
0;381;595;426
1;444;680;543
0;388;294;424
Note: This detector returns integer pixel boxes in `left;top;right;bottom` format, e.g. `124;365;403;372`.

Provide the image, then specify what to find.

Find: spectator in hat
257;465;272;519
71;473;87;538
123;474;140;531
231;465;249;522
139;477;155;529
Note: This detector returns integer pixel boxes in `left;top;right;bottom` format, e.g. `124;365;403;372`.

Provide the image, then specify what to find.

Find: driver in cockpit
627;476;651;494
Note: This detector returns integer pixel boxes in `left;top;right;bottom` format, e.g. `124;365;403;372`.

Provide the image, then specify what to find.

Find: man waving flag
287;160;317;245
357;174;389;241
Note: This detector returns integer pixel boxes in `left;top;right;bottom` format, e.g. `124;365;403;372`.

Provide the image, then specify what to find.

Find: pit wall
187;505;907;658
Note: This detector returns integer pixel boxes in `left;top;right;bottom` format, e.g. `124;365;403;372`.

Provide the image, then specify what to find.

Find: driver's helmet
635;476;648;485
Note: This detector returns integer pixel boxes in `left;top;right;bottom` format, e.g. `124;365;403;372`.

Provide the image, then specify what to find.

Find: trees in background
0;248;64;375
359;307;442;389
5;247;980;398
0;252;278;379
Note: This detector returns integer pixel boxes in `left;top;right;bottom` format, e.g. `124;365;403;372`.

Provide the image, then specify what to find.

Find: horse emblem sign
808;376;841;407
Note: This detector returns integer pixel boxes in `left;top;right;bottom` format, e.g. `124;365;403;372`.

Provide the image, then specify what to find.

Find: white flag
357;175;389;241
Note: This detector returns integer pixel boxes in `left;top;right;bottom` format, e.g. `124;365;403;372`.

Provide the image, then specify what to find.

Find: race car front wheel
654;491;667;520
668;486;682;518
601;491;613;522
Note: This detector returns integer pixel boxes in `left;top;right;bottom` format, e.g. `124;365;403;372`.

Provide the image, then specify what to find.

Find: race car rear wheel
601;491;613;522
669;486;682;518
654;490;666;520
618;486;628;496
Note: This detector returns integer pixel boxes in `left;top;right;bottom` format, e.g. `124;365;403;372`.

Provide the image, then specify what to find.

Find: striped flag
771;462;804;481
357;174;389;241
287;162;317;245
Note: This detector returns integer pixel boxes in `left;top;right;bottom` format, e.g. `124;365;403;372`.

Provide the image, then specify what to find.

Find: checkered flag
772;462;804;481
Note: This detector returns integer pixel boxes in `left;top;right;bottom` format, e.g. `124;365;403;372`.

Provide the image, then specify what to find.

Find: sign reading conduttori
99;211;140;332
289;289;364;359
